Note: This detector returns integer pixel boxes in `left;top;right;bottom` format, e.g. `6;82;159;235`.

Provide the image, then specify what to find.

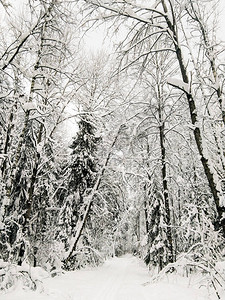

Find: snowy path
1;255;209;300
46;255;149;300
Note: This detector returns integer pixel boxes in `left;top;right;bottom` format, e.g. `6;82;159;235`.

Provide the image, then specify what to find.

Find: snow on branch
87;0;165;24
167;77;190;93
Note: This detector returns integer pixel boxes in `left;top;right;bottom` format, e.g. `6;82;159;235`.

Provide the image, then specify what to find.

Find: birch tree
0;0;78;265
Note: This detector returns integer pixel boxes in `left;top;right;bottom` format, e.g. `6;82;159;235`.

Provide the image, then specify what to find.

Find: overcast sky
0;1;225;52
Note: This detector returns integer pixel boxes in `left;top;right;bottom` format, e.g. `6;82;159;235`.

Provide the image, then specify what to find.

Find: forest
0;0;225;298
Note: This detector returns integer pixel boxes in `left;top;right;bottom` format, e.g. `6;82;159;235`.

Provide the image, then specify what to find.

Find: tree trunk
143;198;149;234
63;125;125;267
161;0;225;237
158;93;174;263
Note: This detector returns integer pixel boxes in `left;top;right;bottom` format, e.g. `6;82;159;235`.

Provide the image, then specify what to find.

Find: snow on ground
0;255;218;300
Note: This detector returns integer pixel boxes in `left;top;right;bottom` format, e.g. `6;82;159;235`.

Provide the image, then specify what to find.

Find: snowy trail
1;255;210;300
46;255;148;300
90;255;147;300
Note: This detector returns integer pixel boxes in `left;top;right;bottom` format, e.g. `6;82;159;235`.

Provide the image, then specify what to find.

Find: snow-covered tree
59;114;101;269
79;0;225;238
0;0;78;265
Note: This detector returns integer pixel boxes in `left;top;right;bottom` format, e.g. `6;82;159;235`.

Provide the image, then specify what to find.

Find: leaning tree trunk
63;125;125;267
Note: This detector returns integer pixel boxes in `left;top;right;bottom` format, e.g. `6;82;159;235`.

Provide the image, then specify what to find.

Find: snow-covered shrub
0;260;49;292
66;246;104;269
34;240;65;276
150;237;225;299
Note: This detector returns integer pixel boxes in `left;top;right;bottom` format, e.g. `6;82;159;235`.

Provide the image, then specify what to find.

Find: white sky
217;1;225;40
1;1;225;51
82;25;112;53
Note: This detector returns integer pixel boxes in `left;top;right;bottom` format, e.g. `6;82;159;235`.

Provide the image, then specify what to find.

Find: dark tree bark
161;0;225;237
158;100;174;263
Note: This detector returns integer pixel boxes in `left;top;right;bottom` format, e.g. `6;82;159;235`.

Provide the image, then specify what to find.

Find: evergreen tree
144;181;169;271
58;115;101;269
69;116;100;202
